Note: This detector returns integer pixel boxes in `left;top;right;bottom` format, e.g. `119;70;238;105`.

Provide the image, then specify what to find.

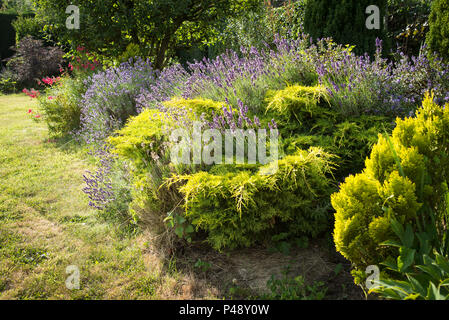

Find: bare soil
170;239;365;300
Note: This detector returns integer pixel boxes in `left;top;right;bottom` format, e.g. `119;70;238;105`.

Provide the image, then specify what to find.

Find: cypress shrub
426;0;449;62
304;0;389;56
332;93;449;271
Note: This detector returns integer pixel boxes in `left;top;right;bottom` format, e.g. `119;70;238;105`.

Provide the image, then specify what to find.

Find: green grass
0;94;206;300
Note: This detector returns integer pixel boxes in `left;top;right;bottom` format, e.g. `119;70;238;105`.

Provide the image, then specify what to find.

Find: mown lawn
0;94;209;300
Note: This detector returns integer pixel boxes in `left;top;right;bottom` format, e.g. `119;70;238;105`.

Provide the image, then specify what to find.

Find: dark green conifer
304;0;388;56
426;0;449;62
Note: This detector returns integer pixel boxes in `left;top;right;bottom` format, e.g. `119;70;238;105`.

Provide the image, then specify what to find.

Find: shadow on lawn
44;134;84;153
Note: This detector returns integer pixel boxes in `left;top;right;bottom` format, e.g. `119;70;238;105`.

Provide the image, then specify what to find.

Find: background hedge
0;13;17;67
427;0;449;62
304;0;389;56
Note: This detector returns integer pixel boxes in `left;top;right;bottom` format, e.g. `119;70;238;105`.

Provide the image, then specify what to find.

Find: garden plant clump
6;0;449;301
79;57;156;145
71;33;449;252
332;93;449;295
73;35;448;254
25;29;449;299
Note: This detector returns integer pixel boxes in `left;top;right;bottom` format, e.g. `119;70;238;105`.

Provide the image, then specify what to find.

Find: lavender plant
79;58;157;223
135;35;449;120
82;146;115;211
137;35;317;114
204;98;275;132
82;145;133;224
79;57;157;145
317;39;449;116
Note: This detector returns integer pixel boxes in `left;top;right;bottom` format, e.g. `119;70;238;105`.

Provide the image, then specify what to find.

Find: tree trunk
155;33;171;70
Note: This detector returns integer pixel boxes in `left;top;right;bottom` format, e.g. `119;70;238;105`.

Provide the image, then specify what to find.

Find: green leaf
390;219;405;241
371;279;413;299
398;247;415;272
406;274;426;297
404;293;420;300
435;254;449;274
429;283;446;300
403;224;414;248
439;279;449;287
381;259;399;272
380;240;402;248
416;232;431;256
416;264;442;282
176;215;186;224
185;225;194;234
175;226;184;238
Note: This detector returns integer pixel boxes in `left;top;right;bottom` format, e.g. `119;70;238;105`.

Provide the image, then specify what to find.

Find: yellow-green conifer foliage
332;93;449;270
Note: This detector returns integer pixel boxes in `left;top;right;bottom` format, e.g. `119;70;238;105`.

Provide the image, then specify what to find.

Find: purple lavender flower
79;57;156;144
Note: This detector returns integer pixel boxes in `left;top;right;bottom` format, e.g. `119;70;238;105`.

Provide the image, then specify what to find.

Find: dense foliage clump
109;102;336;250
387;0;432;57
107;82;392;250
212;0;307;56
34;75;87;137
304;0;388;56
6;36;63;86
426;0;449;62
171;148;335;250
12;15;45;43
79;57;156;145
332;93;449;271
33;0;260;69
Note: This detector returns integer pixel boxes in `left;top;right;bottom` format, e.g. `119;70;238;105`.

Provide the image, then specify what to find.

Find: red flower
48;96;55;100
27;109;32;114
35;115;41;119
42;77;53;85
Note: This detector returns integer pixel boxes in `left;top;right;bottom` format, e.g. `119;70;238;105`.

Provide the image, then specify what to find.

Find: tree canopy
33;0;259;68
